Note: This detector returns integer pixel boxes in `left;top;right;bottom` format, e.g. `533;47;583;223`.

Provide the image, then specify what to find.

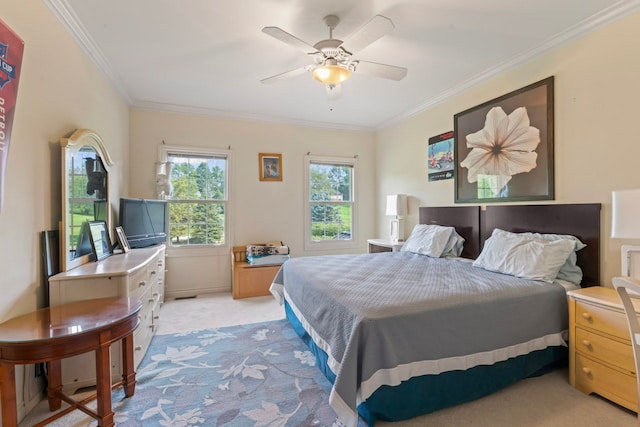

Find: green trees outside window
167;153;227;246
309;162;353;241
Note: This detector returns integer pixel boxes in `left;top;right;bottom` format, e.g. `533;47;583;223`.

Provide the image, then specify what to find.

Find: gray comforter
272;251;569;426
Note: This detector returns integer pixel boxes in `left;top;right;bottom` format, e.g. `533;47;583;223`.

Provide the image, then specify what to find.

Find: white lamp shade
386;194;407;216
612;189;640;238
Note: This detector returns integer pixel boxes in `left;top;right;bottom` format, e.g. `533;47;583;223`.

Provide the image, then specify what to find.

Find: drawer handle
581;312;593;321
135;345;142;351
152;292;159;298
149;324;154;329
151;270;157;275
148;298;155;303
581;340;592;348
581;367;592;376
139;280;147;287
154;315;160;320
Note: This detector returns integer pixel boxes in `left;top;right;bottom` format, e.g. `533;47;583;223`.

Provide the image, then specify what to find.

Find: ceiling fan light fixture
312;64;351;85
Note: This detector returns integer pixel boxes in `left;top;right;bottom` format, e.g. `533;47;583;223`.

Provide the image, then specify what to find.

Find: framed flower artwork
453;77;554;203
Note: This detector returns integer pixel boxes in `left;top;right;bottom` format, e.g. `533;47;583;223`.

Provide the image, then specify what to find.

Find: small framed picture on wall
259;153;282;182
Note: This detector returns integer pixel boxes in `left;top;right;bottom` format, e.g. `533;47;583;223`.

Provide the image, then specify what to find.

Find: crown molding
43;0;132;104
378;0;640;130
45;0;640;132
132;101;374;133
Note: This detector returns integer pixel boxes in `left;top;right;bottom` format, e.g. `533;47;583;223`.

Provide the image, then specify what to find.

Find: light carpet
20;293;636;426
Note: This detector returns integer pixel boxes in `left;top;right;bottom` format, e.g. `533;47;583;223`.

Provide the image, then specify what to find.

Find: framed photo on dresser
88;220;113;261
115;226;131;253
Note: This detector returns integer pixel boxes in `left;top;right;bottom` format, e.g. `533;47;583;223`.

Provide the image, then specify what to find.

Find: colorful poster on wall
0;18;24;213
427;130;454;182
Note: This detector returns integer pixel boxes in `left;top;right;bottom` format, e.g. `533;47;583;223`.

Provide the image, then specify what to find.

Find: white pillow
401;224;461;257
519;232;586;285
472;228;575;283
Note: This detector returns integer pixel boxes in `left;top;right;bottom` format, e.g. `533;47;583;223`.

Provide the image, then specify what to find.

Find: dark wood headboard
482;204;601;287
419;206;481;259
419;204;601;288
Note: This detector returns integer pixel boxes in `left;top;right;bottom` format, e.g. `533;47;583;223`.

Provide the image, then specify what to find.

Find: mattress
271;251;570;426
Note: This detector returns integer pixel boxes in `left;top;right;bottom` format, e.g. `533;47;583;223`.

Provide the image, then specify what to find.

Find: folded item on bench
246;254;290;266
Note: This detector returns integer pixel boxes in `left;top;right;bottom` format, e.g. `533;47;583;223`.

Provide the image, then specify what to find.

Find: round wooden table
0;297;142;427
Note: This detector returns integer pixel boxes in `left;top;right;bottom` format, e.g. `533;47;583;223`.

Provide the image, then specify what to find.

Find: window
160;146;230;248
305;155;357;250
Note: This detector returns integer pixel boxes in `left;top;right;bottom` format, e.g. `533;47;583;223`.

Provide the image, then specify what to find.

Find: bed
270;203;601;426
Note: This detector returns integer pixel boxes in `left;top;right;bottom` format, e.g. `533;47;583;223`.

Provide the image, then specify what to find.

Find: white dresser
49;245;166;392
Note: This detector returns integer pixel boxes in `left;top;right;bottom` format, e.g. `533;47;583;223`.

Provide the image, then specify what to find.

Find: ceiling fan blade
262;26;318;54
341;15;394;54
260;66;312;84
354;61;408;81
326;83;342;100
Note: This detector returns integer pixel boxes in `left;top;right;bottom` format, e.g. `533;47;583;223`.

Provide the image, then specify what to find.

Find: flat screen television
119;198;168;249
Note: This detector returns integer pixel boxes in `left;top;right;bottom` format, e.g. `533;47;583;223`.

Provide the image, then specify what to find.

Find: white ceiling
45;0;639;131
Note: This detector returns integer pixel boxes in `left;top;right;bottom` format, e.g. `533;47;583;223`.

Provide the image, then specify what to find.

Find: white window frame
159;145;232;256
304;154;358;251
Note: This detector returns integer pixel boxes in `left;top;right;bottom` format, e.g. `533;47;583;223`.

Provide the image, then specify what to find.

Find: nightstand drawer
575;300;630;341
575;327;635;373
575;353;637;411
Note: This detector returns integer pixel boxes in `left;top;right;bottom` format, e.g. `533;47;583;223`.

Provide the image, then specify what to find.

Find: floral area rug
100;318;361;426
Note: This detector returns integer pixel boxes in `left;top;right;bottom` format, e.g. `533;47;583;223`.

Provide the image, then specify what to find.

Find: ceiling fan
260;14;408;99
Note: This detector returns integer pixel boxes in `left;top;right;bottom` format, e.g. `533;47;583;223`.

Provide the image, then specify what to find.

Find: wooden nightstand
367;238;404;253
567;286;639;411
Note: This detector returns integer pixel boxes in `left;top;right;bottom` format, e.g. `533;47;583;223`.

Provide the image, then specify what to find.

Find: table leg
0;362;18;427
46;359;62;411
121;333;136;397
95;343;115;427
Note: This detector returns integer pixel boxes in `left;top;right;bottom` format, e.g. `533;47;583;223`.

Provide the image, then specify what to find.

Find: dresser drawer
575;353;637;411
133;320;155;367
575;327;635;373
575;300;630;341
128;265;152;295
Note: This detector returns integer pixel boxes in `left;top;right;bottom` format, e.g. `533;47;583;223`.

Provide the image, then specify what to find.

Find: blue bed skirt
284;301;567;426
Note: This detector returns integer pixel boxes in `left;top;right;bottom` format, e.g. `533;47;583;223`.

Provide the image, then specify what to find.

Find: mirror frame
60;129;114;271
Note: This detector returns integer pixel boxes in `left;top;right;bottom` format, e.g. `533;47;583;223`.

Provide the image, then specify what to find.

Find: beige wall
0;0;129;419
375;11;640;287
1;0;639;420
129;110;376;295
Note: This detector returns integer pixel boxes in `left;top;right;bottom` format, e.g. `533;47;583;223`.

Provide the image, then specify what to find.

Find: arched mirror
60;129;113;271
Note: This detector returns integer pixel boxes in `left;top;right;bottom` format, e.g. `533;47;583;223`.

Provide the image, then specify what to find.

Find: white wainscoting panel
165;248;231;298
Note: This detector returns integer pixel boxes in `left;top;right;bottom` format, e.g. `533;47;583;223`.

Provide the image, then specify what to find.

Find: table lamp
611;188;640;277
386;194;407;243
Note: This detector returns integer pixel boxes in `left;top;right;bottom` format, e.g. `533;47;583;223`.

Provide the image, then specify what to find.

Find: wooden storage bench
231;245;282;299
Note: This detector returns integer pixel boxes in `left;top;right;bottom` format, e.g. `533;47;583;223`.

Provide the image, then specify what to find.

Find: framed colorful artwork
428;130;454;182
454;76;554;203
